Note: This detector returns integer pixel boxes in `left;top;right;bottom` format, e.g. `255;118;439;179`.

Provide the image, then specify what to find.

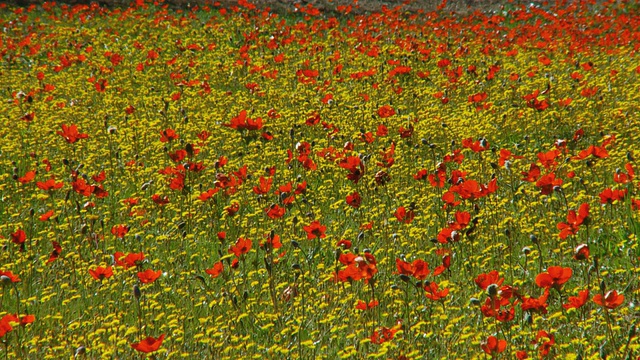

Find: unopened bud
524;312;533;325
487;284;499;298
74;345;86;358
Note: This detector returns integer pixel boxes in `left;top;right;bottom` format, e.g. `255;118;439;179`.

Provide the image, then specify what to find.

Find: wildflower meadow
1;0;640;358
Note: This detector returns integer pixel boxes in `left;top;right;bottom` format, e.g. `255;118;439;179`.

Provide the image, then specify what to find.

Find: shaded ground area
6;0;550;15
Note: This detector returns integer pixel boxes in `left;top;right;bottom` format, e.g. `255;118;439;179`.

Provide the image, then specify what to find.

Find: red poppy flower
159;128;179;142
17;170;35;184
339;156;365;184
92;171;106;183
573;145;609;160
260;233;282;251
18;314;34;326
223;110;263;131
370;326;398;344
516;350;528;359
131;334;165;353
57;124;88;143
563;289;589;310
396;258;430;280
265;204;286;219
450;210;471;230
394;206;415;224
573;244;590;261
413;169;428;181
289;182;305;196
432;255;451;276
94;78;108;92
498;149;524;167
151;194;170;206
533;330;555;357
475;270;504;290
305;112;321;126
377;143;395;168
599;188;627;204
593;290;624;309
462;137;489;152
398;124;413;138
111;224;130;239
46;241;62;264
376;124;388;136
230;258;239;269
252;176;272;195
535;266;572;290
225;202;240;216
36;178;64;191
481;297;511;319
0;270;20;283
89;266;114;281
355;299;379;311
336;239;352;249
168;149;187;162
557;203;589;239
429;168;447;188
613;163;634;184
346;191;362;208
336;264;362;282
521;163;541;182
481;335;506;356
303;220;326;240
0;314;19;338
198;188;219;202
521;289;549;314
537;149;560;169
377;105;395;118
535;173;562;195
229;237;252;257
424;281;449;301
72;178;94;197
11;229;26;249
468;92;488;103
114;252;145;269
205;262;224;278
137;269;162;284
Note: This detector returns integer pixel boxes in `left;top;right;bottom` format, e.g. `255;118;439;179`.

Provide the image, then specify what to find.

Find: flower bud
74;345;86;358
486;284;499;298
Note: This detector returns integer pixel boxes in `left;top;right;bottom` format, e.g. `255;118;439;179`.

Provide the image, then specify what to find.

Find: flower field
1;0;640;358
